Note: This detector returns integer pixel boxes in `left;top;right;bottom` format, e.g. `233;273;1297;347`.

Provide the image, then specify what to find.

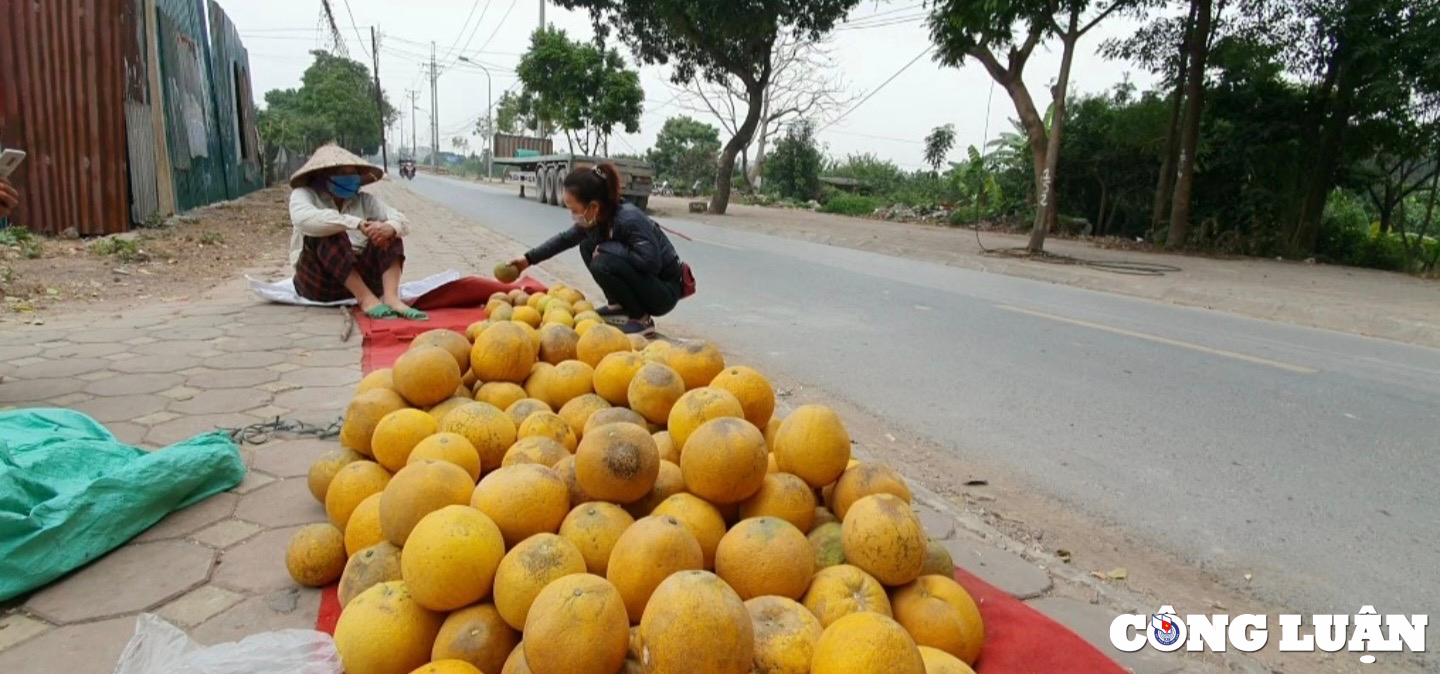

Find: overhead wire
816;46;932;134
340;0;371;58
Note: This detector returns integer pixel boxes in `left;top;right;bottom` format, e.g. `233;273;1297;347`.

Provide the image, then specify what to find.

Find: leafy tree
928;0;1142;252
492;91;535;136
924;124;957;173
256;51;396;155
764;122;823;201
555;0;862;214
647;116;722;188
515;28;644;156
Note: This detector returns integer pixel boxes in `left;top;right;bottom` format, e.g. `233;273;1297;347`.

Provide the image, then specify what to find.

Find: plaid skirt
294;233;406;303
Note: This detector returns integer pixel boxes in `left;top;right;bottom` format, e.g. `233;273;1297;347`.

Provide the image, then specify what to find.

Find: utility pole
371;27;388;170
539;0;545;30
407;89;419;160
429;42;440;172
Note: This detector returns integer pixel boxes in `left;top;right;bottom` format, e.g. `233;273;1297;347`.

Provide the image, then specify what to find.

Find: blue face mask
328;175;363;199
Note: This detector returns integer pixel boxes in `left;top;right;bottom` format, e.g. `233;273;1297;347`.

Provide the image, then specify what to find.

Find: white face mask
572;208;596;229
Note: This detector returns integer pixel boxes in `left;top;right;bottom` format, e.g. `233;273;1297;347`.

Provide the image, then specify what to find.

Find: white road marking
995;304;1319;375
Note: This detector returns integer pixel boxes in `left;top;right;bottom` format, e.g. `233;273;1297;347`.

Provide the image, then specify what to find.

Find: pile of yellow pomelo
288;284;986;674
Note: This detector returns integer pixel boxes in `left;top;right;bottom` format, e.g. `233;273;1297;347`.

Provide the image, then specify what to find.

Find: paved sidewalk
0;180;1208;674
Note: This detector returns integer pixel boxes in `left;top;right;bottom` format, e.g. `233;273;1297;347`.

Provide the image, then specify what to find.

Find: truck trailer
492;154;656;210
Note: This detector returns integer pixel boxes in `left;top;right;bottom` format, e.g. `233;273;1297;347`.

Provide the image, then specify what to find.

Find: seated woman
287;145;426;320
509;163;686;336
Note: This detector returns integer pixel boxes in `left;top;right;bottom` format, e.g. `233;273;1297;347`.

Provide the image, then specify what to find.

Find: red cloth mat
356;276;548;374
322;274;1125;672
953;565;1127;673
316;565;1126;673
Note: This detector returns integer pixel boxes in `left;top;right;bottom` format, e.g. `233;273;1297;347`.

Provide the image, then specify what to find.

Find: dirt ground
646;195;1440;349
0;187;292;320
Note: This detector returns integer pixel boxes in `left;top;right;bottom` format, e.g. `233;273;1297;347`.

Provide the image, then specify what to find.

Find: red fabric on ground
954;565;1128;674
317;584;341;635
322;274;1125;672
355;276;548;374
318;565;1128;673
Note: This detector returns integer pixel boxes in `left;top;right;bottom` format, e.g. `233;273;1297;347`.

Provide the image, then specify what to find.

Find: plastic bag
112;613;342;674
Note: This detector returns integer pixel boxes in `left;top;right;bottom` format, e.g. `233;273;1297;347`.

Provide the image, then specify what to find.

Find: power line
442;0;496;69
817;46;932;133
438;0;486;62
473;0;520;63
836;12;929;31
341;0;370;58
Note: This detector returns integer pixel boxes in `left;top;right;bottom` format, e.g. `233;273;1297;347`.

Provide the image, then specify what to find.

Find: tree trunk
749;91;773;189
1152;2;1195;234
1292;26;1356;254
1166;0;1213;249
1097;181;1109;236
1027;9;1081;253
710;81;767;215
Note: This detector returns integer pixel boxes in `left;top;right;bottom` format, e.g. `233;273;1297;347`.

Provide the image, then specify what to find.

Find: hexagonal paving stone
0;616;136;674
185;367;280;389
83;372;184;397
163;315;232;329
234;478;326;528
165;326;225;341
146;413;255;447
134;493;240;543
290;334;352;350
190;589;321;646
108;422;150;447
250;439;335;479
210;335;295;353
0;612;52;651
273;385;352;413
0;344;41;361
9;358;110;379
110;354;202;375
206;350;289;370
67;327;144;344
289;348;361;368
211;525;305;594
169;388;274;416
0;377;87;405
179;303;247;318
192;519;264;548
25;541;216;624
279;366;360;389
130;340;214;357
70;394;171;424
155;584;247;628
42;342;132;359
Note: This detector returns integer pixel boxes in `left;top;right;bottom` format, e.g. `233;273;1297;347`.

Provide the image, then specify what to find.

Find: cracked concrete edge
911;486;1272;673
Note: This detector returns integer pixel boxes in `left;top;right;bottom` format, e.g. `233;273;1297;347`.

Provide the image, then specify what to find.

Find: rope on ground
972;228;1183;277
222;416;343;446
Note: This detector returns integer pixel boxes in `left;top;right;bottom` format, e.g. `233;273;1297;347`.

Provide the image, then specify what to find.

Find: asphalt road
407;174;1440;617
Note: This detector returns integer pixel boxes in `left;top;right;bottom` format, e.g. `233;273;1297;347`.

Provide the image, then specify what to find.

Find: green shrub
0;227;43;259
819;194;880;217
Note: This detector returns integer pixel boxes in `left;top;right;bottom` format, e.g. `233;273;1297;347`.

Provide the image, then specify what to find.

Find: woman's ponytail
562;162;624;226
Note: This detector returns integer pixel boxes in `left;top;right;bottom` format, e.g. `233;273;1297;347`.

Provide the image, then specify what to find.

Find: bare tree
679;33;856;191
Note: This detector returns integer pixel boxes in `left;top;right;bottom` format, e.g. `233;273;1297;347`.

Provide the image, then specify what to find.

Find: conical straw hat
289;143;385;188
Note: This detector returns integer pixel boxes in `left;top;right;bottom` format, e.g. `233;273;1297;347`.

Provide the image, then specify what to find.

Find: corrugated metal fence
0;0;136;236
0;0;262;235
206;1;263;199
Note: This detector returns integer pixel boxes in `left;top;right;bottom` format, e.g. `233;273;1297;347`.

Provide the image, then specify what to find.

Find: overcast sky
228;0;1159;170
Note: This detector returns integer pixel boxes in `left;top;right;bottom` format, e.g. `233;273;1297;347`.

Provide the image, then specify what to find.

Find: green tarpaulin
0;408;246;602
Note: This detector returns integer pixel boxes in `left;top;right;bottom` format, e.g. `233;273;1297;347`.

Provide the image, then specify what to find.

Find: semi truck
492;154;656;210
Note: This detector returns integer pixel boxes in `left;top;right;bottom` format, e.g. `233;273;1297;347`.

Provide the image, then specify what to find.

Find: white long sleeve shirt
288;187;411;268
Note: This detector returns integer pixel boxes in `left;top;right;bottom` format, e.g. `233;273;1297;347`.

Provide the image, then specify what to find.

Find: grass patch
0;228;44;259
818;194;881;217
